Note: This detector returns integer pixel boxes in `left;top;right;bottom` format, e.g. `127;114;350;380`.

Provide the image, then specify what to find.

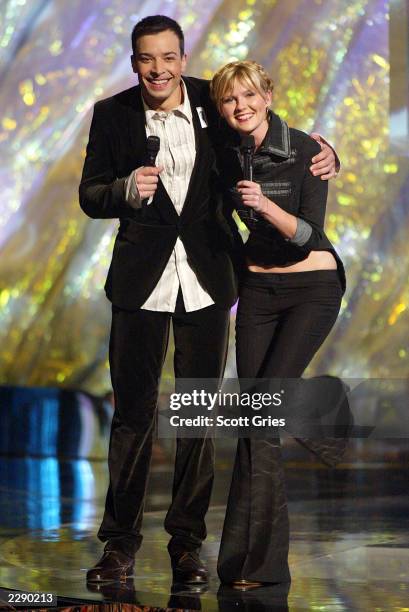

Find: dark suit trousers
98;293;230;557
217;270;342;583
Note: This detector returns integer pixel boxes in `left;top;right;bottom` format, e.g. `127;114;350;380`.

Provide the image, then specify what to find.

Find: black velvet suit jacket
79;77;240;310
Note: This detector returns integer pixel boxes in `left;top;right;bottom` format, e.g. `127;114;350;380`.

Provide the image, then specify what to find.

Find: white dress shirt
124;80;214;313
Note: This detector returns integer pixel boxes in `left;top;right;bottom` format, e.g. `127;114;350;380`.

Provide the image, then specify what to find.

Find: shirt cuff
289;218;313;247
124;168;143;209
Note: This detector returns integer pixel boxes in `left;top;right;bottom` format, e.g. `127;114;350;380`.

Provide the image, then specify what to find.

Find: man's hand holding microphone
133;165;163;199
125;135;162;208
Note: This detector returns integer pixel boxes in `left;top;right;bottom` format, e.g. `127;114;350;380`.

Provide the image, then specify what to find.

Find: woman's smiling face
220;79;272;143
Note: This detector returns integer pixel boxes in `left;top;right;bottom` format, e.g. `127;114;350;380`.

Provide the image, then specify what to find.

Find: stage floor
0;441;408;611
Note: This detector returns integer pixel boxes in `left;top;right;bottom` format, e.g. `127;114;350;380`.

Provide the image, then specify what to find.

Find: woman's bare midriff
247;250;337;273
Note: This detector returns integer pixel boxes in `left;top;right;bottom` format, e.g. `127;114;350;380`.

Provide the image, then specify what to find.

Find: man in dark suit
80;15;338;585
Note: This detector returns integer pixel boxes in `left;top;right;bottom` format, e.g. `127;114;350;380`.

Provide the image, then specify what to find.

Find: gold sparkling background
0;0;407;393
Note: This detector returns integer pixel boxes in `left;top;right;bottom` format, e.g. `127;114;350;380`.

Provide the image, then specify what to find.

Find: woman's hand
236;179;298;239
236;180;269;214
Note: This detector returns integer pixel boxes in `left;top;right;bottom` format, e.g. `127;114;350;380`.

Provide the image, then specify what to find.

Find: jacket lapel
125;87;146;167
180;79;210;223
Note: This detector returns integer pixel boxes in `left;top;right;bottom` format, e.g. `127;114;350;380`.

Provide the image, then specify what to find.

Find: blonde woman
210;61;345;586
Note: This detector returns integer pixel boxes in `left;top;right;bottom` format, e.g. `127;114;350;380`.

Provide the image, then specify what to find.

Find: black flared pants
218;270;342;583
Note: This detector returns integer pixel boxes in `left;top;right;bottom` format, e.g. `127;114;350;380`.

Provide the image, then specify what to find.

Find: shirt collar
257;110;291;158
142;79;192;123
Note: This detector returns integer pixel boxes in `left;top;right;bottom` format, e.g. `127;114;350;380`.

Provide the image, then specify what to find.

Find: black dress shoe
171;550;209;584
86;549;135;583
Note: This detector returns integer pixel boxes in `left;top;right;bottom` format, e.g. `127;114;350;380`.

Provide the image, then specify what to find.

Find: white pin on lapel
196;107;208;128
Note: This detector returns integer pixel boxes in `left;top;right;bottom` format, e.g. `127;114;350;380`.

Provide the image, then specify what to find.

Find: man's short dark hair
131;15;185;56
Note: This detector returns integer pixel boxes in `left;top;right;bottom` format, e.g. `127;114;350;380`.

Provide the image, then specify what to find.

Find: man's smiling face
131;29;187;111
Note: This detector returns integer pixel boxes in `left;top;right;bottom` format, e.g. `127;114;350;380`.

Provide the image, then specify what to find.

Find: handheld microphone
142;135;160;210
145;135;160;166
240;134;256;220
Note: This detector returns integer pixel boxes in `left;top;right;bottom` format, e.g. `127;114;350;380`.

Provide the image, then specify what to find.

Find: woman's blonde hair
210;60;274;113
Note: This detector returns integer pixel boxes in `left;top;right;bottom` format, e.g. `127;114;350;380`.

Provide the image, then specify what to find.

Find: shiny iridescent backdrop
0;0;407;393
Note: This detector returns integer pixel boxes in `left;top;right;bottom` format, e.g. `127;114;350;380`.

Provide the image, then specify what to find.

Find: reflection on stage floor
0;439;408;610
